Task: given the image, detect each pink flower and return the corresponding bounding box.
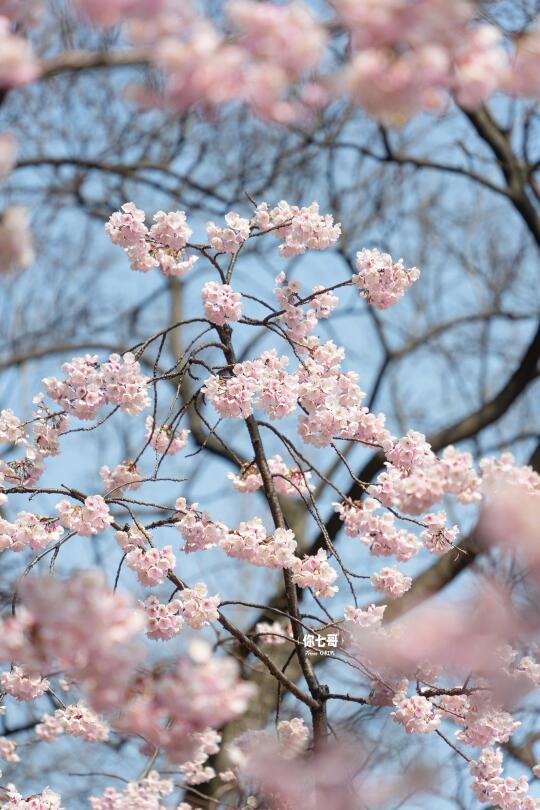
[277,717,309,757]
[175,497,228,553]
[0,512,63,553]
[228,0,327,78]
[0,131,17,181]
[0,205,34,274]
[352,248,420,309]
[0,408,27,446]
[145,416,190,455]
[371,566,412,599]
[254,200,341,256]
[101,352,150,415]
[101,460,142,495]
[178,583,220,629]
[290,548,338,597]
[90,771,174,810]
[125,545,176,585]
[206,211,250,253]
[0,17,40,87]
[56,495,112,537]
[72,0,165,27]
[420,510,459,554]
[391,688,441,733]
[141,595,184,641]
[37,702,109,743]
[0,572,145,712]
[0,736,19,762]
[220,520,297,569]
[0,666,49,700]
[201,281,243,325]
[334,498,421,561]
[106,202,197,277]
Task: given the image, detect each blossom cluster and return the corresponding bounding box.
[125,545,177,586]
[0,572,145,711]
[206,211,250,253]
[470,747,540,810]
[145,415,190,455]
[370,435,482,515]
[297,338,391,448]
[115,647,255,763]
[352,249,420,309]
[228,455,312,497]
[203,349,299,420]
[0,666,49,701]
[371,566,412,599]
[201,281,243,325]
[179,728,221,785]
[101,460,142,495]
[175,499,339,595]
[37,702,110,743]
[56,495,113,537]
[274,272,338,348]
[89,771,174,810]
[0,205,35,275]
[0,512,63,553]
[334,497,421,561]
[254,200,341,256]
[105,203,198,276]
[141,584,220,641]
[391,687,441,733]
[43,352,150,420]
[4,0,540,131]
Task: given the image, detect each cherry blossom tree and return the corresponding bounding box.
[1,2,540,809]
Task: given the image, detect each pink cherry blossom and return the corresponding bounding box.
[0,205,35,274]
[90,771,174,810]
[344,603,386,628]
[254,200,341,256]
[106,203,197,277]
[56,495,112,537]
[0,131,17,181]
[352,248,420,309]
[420,511,459,554]
[201,281,243,325]
[125,545,176,585]
[101,352,150,415]
[220,520,297,569]
[371,566,412,599]
[334,498,421,561]
[0,512,63,553]
[290,548,338,597]
[179,728,221,785]
[141,594,184,641]
[0,572,145,711]
[0,735,19,762]
[145,415,189,455]
[178,583,220,629]
[206,211,250,253]
[391,687,441,733]
[0,18,40,88]
[0,666,49,700]
[228,1,326,78]
[277,717,309,757]
[37,702,109,743]
[175,497,228,553]
[101,461,142,495]
[0,409,27,445]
